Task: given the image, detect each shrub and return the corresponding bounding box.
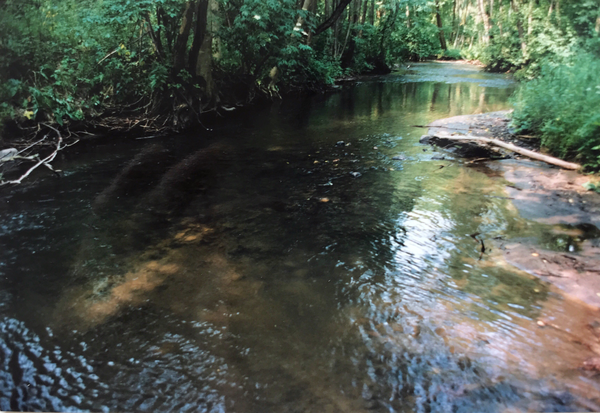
[438,48,462,60]
[511,54,600,169]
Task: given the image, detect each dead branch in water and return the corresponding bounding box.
[431,132,581,170]
[0,124,79,187]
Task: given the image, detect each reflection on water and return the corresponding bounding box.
[1,62,600,412]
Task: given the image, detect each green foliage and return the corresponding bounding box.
[391,21,441,61]
[0,0,598,141]
[216,0,300,79]
[438,48,462,60]
[583,181,600,194]
[511,54,600,169]
[480,12,580,78]
[277,44,343,87]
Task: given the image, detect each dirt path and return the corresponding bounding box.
[426,111,600,309]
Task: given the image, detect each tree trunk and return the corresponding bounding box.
[361,0,368,23]
[145,12,165,61]
[295,0,314,35]
[341,0,359,67]
[428,133,581,170]
[527,0,534,36]
[370,0,375,25]
[451,0,457,42]
[511,0,527,58]
[172,1,195,75]
[477,0,491,44]
[189,0,209,77]
[435,1,447,50]
[314,0,353,36]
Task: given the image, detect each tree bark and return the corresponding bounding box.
[527,0,534,36]
[435,1,447,50]
[173,1,195,75]
[295,0,314,34]
[145,12,165,61]
[189,0,209,76]
[451,0,457,42]
[341,0,360,67]
[477,0,491,44]
[157,6,174,52]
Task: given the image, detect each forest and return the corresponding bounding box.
[0,0,599,167]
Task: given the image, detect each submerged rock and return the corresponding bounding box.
[0,148,18,162]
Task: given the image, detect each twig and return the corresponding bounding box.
[0,124,71,187]
[17,135,48,155]
[98,47,120,65]
[0,136,63,186]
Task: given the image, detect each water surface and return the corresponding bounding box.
[1,62,599,412]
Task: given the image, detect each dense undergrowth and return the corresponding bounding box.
[0,0,451,137]
[511,54,600,170]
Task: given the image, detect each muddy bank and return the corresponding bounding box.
[425,111,600,308]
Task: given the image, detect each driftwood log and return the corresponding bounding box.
[429,132,581,170]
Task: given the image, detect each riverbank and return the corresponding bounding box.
[425,111,600,309]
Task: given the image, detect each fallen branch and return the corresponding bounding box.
[431,132,581,170]
[0,126,66,187]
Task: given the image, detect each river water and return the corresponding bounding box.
[1,62,599,412]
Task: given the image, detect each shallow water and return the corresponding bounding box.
[1,62,600,412]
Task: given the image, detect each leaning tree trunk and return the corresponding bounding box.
[314,0,353,36]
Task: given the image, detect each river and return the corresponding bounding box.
[1,62,599,412]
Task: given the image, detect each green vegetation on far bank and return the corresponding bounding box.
[0,0,599,168]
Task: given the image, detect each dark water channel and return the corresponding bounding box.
[1,62,600,412]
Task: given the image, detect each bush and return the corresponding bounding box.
[390,22,440,61]
[437,48,462,60]
[511,54,600,169]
